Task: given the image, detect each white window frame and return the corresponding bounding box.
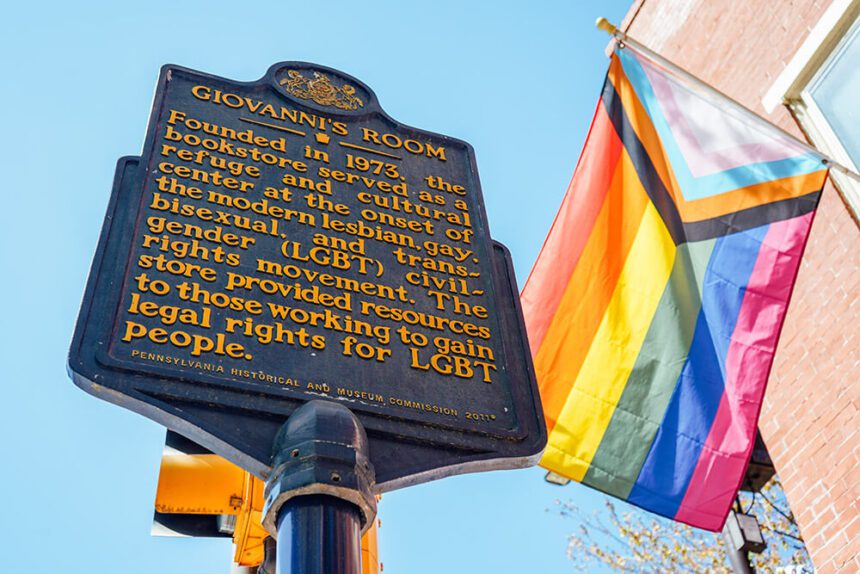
[763,0,860,218]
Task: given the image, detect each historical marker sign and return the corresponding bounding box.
[69,62,545,489]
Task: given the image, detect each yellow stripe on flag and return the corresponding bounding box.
[535,150,651,432]
[540,202,676,481]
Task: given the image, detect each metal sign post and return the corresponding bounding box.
[262,400,375,574]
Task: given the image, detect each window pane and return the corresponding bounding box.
[808,20,860,164]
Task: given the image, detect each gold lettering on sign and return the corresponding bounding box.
[114,67,507,426]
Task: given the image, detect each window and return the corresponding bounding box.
[764,0,860,216]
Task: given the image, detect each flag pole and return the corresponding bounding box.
[594,17,860,184]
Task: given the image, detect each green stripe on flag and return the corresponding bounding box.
[582,238,715,499]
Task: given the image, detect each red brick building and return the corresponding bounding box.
[618,1,860,571]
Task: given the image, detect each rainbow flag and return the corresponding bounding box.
[522,46,828,531]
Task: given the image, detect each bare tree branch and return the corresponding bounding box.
[554,475,812,573]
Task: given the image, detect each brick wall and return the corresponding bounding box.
[621,1,860,572]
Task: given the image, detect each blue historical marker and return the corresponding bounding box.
[69,62,545,573]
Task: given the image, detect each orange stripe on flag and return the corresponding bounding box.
[677,170,828,222]
[533,148,651,433]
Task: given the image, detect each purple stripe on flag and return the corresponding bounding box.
[625,223,769,518]
[674,213,814,529]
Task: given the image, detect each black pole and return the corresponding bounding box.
[722,527,754,574]
[722,510,755,574]
[262,400,377,574]
[276,495,362,574]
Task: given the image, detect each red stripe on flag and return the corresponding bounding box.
[521,100,623,353]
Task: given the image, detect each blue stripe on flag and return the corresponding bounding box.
[625,223,769,517]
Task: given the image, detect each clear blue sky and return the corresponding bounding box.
[0,1,636,572]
